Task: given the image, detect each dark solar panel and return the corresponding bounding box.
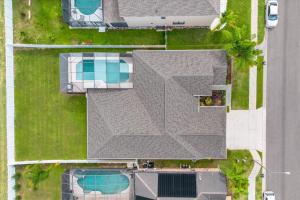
[135,195,154,200]
[158,173,197,198]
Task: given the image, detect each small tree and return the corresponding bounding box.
[213,10,238,32]
[12,172,22,181]
[225,28,262,67]
[13,183,21,192]
[24,165,50,190]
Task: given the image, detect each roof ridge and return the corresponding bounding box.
[167,133,200,158]
[136,174,157,198]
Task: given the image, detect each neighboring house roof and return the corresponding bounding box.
[135,171,227,200]
[87,50,227,160]
[117,0,220,17]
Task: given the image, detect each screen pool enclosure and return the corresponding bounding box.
[60,52,134,93]
[62,0,104,27]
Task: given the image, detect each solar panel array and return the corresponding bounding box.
[158,173,197,198]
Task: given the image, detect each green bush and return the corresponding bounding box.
[13,183,21,192]
[15,195,22,200]
[24,165,50,190]
[12,172,22,181]
[205,97,213,106]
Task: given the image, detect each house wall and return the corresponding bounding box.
[122,15,218,27]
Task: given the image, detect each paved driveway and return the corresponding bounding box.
[227,109,264,151]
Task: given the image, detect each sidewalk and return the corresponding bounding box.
[248,150,262,200]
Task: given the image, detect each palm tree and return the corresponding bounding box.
[213,10,238,32]
[225,28,262,67]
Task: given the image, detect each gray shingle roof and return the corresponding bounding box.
[87,50,227,159]
[117,0,220,17]
[134,171,227,200]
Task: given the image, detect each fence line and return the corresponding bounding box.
[13,43,166,49]
[4,0,16,199]
[10,159,137,166]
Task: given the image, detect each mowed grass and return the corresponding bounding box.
[232,60,249,110]
[256,56,264,108]
[258,0,266,44]
[0,0,7,198]
[13,0,164,44]
[15,49,87,160]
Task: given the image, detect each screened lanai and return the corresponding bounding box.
[60,52,133,93]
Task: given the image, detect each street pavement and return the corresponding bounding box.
[266,0,300,199]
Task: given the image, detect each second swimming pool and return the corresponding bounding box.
[74,170,130,194]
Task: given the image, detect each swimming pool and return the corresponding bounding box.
[75,0,102,15]
[75,170,129,194]
[76,59,130,84]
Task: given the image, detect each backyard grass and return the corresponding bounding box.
[145,150,254,200]
[0,0,7,198]
[15,163,127,200]
[13,0,164,45]
[256,56,264,108]
[14,49,90,161]
[258,0,266,44]
[231,60,249,110]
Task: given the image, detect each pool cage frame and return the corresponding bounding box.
[60,52,134,93]
[62,169,134,200]
[62,0,105,27]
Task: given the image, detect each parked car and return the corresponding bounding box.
[266,0,279,28]
[263,191,275,200]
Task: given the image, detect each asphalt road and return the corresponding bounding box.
[266,0,300,199]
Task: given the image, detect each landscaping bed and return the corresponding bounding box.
[199,90,226,107]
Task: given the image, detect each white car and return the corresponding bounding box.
[263,191,275,200]
[266,0,279,28]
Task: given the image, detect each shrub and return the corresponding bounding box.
[24,165,50,190]
[13,183,21,192]
[12,172,22,181]
[15,195,22,200]
[204,97,213,106]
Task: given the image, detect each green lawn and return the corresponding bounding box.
[13,0,164,45]
[231,60,249,110]
[16,163,127,200]
[258,0,266,44]
[0,0,7,197]
[14,49,89,161]
[227,0,252,39]
[144,150,253,200]
[256,151,263,200]
[256,56,264,108]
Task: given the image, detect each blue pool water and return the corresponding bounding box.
[75,0,102,15]
[76,59,130,84]
[75,170,129,194]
